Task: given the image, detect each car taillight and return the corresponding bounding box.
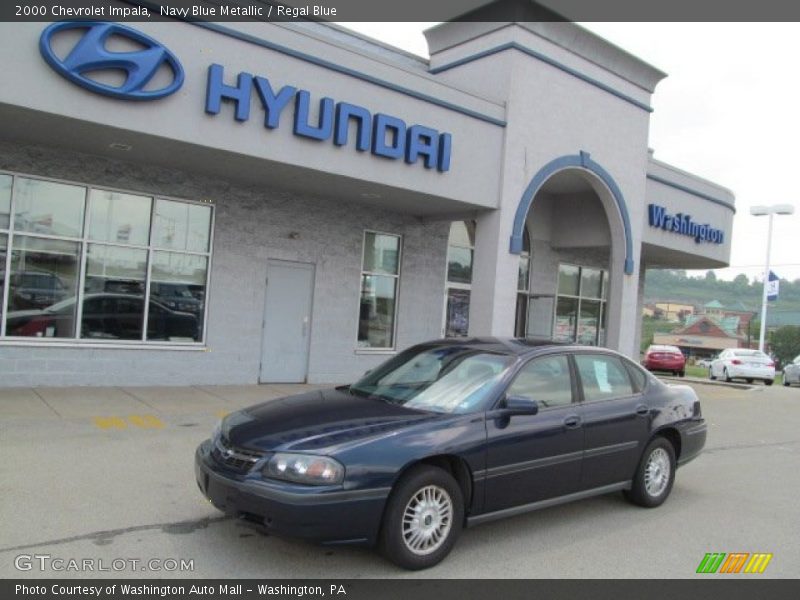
[731,359,742,365]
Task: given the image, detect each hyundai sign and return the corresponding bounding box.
[39,22,452,172]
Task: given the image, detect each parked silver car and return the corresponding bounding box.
[783,355,800,387]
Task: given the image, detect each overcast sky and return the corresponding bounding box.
[345,22,800,284]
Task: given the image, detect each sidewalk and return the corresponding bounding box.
[0,383,330,421]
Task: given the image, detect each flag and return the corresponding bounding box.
[767,271,779,301]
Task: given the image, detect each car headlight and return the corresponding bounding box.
[263,453,344,486]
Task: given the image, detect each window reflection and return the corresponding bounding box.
[0,174,11,229]
[362,232,400,275]
[153,199,211,253]
[5,236,80,338]
[148,251,206,341]
[89,190,152,246]
[82,245,147,340]
[13,178,85,238]
[358,274,397,348]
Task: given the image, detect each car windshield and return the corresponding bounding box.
[733,350,768,358]
[350,345,514,414]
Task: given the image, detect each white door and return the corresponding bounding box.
[259,260,315,383]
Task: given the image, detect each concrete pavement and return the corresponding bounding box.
[0,381,798,578]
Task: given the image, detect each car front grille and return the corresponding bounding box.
[211,436,265,472]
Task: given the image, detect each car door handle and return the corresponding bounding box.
[563,415,581,429]
[635,404,650,416]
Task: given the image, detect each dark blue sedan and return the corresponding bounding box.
[195,338,706,569]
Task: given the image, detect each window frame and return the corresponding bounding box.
[356,229,402,353]
[0,169,214,349]
[552,262,608,346]
[501,351,579,411]
[442,220,475,338]
[572,352,641,404]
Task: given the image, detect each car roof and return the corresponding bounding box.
[421,337,622,358]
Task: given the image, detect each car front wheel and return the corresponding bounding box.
[625,437,676,508]
[379,465,464,570]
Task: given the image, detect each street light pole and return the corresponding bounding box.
[757,211,774,353]
[750,204,795,353]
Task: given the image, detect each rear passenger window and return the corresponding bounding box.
[575,354,634,402]
[623,359,648,392]
[507,355,573,408]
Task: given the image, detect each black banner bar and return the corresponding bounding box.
[4,0,800,22]
[3,580,800,600]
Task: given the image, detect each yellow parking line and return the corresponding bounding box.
[127,414,166,429]
[93,416,128,430]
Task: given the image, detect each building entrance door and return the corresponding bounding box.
[259,260,315,383]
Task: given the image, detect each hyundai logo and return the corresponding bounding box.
[39,21,184,101]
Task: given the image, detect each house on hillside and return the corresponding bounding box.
[653,304,757,359]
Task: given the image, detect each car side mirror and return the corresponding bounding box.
[503,395,539,416]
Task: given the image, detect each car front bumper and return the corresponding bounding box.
[194,440,390,545]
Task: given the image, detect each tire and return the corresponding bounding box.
[709,368,716,381]
[784,373,790,387]
[626,437,676,508]
[746,378,754,384]
[379,465,464,570]
[678,370,685,378]
[764,379,773,387]
[724,368,732,383]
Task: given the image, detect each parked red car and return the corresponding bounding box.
[643,344,686,377]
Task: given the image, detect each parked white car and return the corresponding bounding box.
[710,349,775,385]
[783,355,800,387]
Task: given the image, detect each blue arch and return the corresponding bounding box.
[509,151,635,275]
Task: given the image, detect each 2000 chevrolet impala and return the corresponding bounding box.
[195,339,706,569]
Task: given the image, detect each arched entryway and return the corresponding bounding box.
[510,152,633,348]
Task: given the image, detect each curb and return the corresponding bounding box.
[658,376,755,391]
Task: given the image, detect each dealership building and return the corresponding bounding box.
[0,2,735,387]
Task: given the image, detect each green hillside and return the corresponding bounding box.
[644,270,800,314]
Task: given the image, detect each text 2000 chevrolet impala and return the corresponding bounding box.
[195,339,706,569]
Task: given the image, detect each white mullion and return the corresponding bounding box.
[199,204,215,344]
[1,175,17,338]
[74,187,91,340]
[142,197,157,342]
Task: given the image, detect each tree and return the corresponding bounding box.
[705,270,717,282]
[769,326,800,366]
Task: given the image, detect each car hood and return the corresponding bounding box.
[224,387,438,453]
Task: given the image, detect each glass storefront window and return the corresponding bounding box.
[447,246,472,284]
[554,296,578,342]
[557,264,580,296]
[89,190,152,246]
[445,288,470,337]
[581,267,603,299]
[359,232,401,349]
[358,274,398,348]
[553,264,607,345]
[153,199,212,253]
[362,232,400,276]
[13,177,85,238]
[5,236,80,338]
[445,221,476,337]
[0,174,11,229]
[83,245,147,340]
[148,251,207,341]
[515,227,532,337]
[0,172,214,345]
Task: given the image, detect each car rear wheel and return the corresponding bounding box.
[625,437,676,508]
[678,370,685,377]
[784,373,790,386]
[724,368,732,383]
[709,368,716,380]
[379,465,464,570]
[764,379,773,386]
[746,378,754,384]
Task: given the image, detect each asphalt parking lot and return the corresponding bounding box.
[0,380,797,579]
